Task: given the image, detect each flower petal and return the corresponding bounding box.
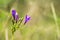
[24,15,30,24]
[12,9,16,20]
[15,12,19,23]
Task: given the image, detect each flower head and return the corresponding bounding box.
[12,9,16,20]
[12,9,19,23]
[24,15,30,24]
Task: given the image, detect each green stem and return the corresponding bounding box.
[5,28,8,40]
[51,2,59,39]
[12,34,14,40]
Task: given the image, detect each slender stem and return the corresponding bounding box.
[5,28,8,40]
[12,34,14,40]
[51,2,59,38]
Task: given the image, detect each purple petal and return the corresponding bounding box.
[26,15,30,20]
[12,9,16,20]
[15,13,19,22]
[24,15,30,24]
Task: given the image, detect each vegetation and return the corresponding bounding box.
[0,0,60,40]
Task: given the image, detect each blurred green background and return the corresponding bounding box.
[0,0,60,40]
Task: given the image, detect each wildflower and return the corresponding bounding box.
[12,9,19,23]
[24,15,30,24]
[12,9,16,20]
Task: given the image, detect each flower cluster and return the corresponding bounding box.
[12,9,30,24]
[11,9,31,34]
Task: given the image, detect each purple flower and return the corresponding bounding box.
[12,9,16,20]
[24,15,31,24]
[12,9,19,23]
[15,13,19,22]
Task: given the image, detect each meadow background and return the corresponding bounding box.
[0,0,60,40]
